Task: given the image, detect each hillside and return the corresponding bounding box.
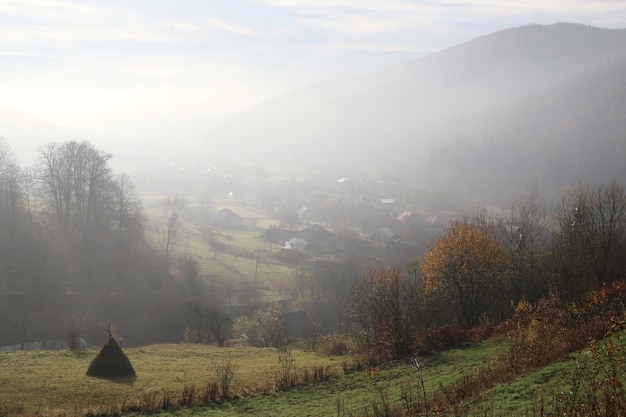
[2,330,624,416]
[427,55,626,203]
[205,23,626,177]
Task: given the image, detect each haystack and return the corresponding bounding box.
[86,334,136,378]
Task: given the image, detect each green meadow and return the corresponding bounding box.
[0,343,343,416]
[2,334,624,416]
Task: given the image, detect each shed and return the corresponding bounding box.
[210,208,243,229]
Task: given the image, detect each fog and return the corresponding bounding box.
[2,1,625,171]
[2,2,626,350]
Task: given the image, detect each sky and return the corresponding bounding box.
[1,0,626,164]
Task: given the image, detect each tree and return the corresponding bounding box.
[0,139,21,243]
[114,173,143,242]
[206,307,232,347]
[21,168,36,230]
[160,195,187,271]
[35,141,114,240]
[510,190,548,299]
[421,221,511,329]
[188,300,232,347]
[589,181,626,285]
[351,266,419,362]
[306,261,359,334]
[550,182,626,300]
[181,255,201,292]
[197,191,213,225]
[207,235,227,259]
[494,190,549,304]
[233,306,284,347]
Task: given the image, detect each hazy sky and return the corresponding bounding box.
[1,0,625,163]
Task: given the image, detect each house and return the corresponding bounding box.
[210,208,243,229]
[300,224,333,241]
[274,248,310,265]
[396,210,413,222]
[261,227,301,245]
[300,224,336,256]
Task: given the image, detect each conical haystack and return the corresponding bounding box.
[86,335,136,378]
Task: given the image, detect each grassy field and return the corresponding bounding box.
[141,196,292,300]
[4,193,621,416]
[0,343,344,416]
[2,335,623,416]
[0,339,503,417]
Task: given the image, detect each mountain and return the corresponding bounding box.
[427,55,626,204]
[205,23,626,178]
[0,107,159,171]
[0,107,103,166]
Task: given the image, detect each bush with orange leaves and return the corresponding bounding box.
[505,281,626,373]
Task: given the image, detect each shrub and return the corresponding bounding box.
[214,356,236,398]
[418,323,468,351]
[550,335,626,416]
[232,307,285,347]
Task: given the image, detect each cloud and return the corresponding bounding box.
[262,0,626,38]
[3,0,625,62]
[1,0,625,145]
[264,0,430,33]
[203,17,258,37]
[0,0,102,18]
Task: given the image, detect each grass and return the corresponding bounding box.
[141,196,294,301]
[0,344,343,416]
[137,341,498,417]
[3,335,625,416]
[481,356,576,415]
[0,339,499,417]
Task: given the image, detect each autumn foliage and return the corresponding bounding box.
[421,221,512,329]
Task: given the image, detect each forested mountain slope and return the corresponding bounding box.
[207,23,626,176]
[428,55,626,203]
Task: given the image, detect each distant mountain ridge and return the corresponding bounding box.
[207,23,626,198]
[0,107,101,165]
[4,23,626,205]
[428,55,626,203]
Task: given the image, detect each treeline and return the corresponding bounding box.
[199,180,626,362]
[350,183,626,362]
[2,136,625,358]
[0,139,186,347]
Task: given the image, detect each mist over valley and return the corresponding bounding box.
[2,13,626,415]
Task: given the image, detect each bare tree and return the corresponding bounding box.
[0,138,20,243]
[197,191,213,225]
[550,182,626,299]
[351,267,419,361]
[187,281,232,347]
[114,173,143,241]
[589,181,626,285]
[35,141,114,239]
[20,168,36,230]
[181,254,201,293]
[512,189,547,250]
[507,190,549,303]
[160,195,187,271]
[206,306,231,347]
